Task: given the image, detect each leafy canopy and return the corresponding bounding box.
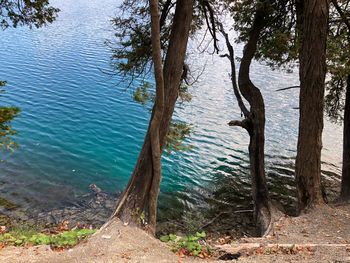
[0,0,59,29]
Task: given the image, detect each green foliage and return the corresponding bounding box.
[226,0,299,71]
[160,231,208,257]
[0,81,20,151]
[178,83,192,103]
[160,233,177,242]
[109,0,172,81]
[324,1,350,122]
[109,0,205,84]
[132,81,193,153]
[133,82,152,105]
[131,207,146,226]
[0,0,59,29]
[0,228,96,247]
[165,121,193,153]
[0,106,20,150]
[50,229,96,247]
[226,0,349,120]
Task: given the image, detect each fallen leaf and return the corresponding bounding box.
[0,226,6,234]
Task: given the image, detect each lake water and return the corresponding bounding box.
[0,0,343,224]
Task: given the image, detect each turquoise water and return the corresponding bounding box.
[0,0,343,218]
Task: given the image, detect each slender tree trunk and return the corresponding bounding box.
[148,0,165,234]
[341,75,350,200]
[236,8,276,236]
[222,2,282,236]
[110,0,193,232]
[331,0,350,201]
[295,0,329,212]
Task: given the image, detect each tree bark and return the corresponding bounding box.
[295,0,329,212]
[110,0,193,232]
[148,0,165,234]
[220,2,282,236]
[236,8,276,236]
[341,75,350,200]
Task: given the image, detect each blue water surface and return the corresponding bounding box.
[0,0,343,217]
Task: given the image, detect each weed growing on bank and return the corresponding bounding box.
[160,231,212,258]
[0,226,96,249]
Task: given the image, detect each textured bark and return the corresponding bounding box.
[236,9,275,236]
[148,0,165,234]
[220,3,282,236]
[110,0,193,231]
[341,75,350,200]
[295,0,329,212]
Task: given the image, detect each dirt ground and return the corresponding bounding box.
[1,204,350,262]
[0,219,201,263]
[219,203,350,262]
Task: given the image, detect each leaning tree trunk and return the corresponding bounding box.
[341,75,350,200]
[110,0,193,232]
[148,0,165,235]
[295,0,329,212]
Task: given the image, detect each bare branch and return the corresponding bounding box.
[331,0,350,32]
[218,22,250,117]
[201,0,219,53]
[276,85,300,91]
[228,119,250,131]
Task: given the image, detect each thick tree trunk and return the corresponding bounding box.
[295,0,329,212]
[340,75,350,200]
[110,0,193,230]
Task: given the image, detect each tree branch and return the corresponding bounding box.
[331,0,350,32]
[218,22,250,118]
[201,0,219,53]
[228,119,250,131]
[276,85,300,91]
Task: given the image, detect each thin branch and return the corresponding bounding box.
[218,22,250,117]
[276,85,300,91]
[201,0,219,53]
[200,212,228,229]
[331,0,350,32]
[160,0,174,30]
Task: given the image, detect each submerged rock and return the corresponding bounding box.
[21,185,120,229]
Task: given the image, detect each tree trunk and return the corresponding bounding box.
[295,0,329,212]
[341,75,350,200]
[236,8,275,236]
[148,0,165,234]
[110,0,193,231]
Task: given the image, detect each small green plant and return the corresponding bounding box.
[0,228,96,248]
[131,207,147,226]
[160,231,210,257]
[160,233,177,242]
[139,211,146,225]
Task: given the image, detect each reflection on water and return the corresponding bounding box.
[0,0,343,227]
